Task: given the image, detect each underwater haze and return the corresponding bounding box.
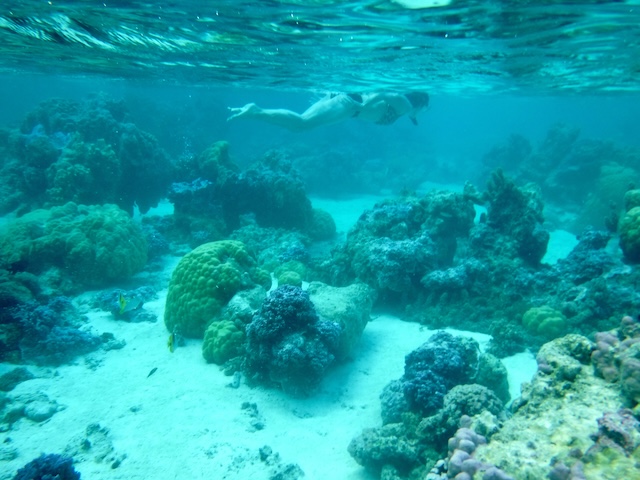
[1,1,640,480]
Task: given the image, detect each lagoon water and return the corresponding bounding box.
[0,2,639,479]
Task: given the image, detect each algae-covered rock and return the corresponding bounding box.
[534,334,594,386]
[476,353,511,404]
[306,281,375,360]
[219,286,267,327]
[474,334,626,480]
[164,240,269,338]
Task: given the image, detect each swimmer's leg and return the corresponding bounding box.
[227,103,306,130]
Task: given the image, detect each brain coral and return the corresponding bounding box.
[164,240,269,338]
[0,202,147,290]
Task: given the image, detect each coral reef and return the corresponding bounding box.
[167,141,238,246]
[244,285,342,396]
[571,163,636,234]
[164,240,269,338]
[201,286,267,369]
[0,95,173,215]
[412,221,640,356]
[219,155,314,232]
[0,202,148,291]
[307,207,337,241]
[230,222,311,273]
[480,124,640,231]
[592,315,640,406]
[167,147,334,248]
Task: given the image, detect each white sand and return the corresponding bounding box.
[542,229,578,265]
[0,273,536,479]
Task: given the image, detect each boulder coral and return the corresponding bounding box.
[219,156,315,232]
[164,240,269,338]
[0,202,147,291]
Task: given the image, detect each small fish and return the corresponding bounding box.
[167,332,175,353]
[118,292,127,315]
[147,367,158,378]
[117,293,143,316]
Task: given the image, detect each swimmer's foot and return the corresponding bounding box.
[227,103,260,121]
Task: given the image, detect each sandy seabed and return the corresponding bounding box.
[0,270,536,479]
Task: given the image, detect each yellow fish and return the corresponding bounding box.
[167,332,175,353]
[118,293,127,315]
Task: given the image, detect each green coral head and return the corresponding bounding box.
[619,206,640,263]
[202,320,244,365]
[164,240,262,338]
[522,305,567,340]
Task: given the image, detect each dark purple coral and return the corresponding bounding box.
[14,453,81,480]
[10,297,101,365]
[585,409,640,459]
[402,331,479,416]
[591,315,640,405]
[245,285,341,396]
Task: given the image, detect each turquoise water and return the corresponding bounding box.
[2,2,640,480]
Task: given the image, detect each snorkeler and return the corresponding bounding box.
[226,91,429,131]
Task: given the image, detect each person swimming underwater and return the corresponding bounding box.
[226,91,429,131]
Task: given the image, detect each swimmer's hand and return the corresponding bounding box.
[227,103,259,121]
